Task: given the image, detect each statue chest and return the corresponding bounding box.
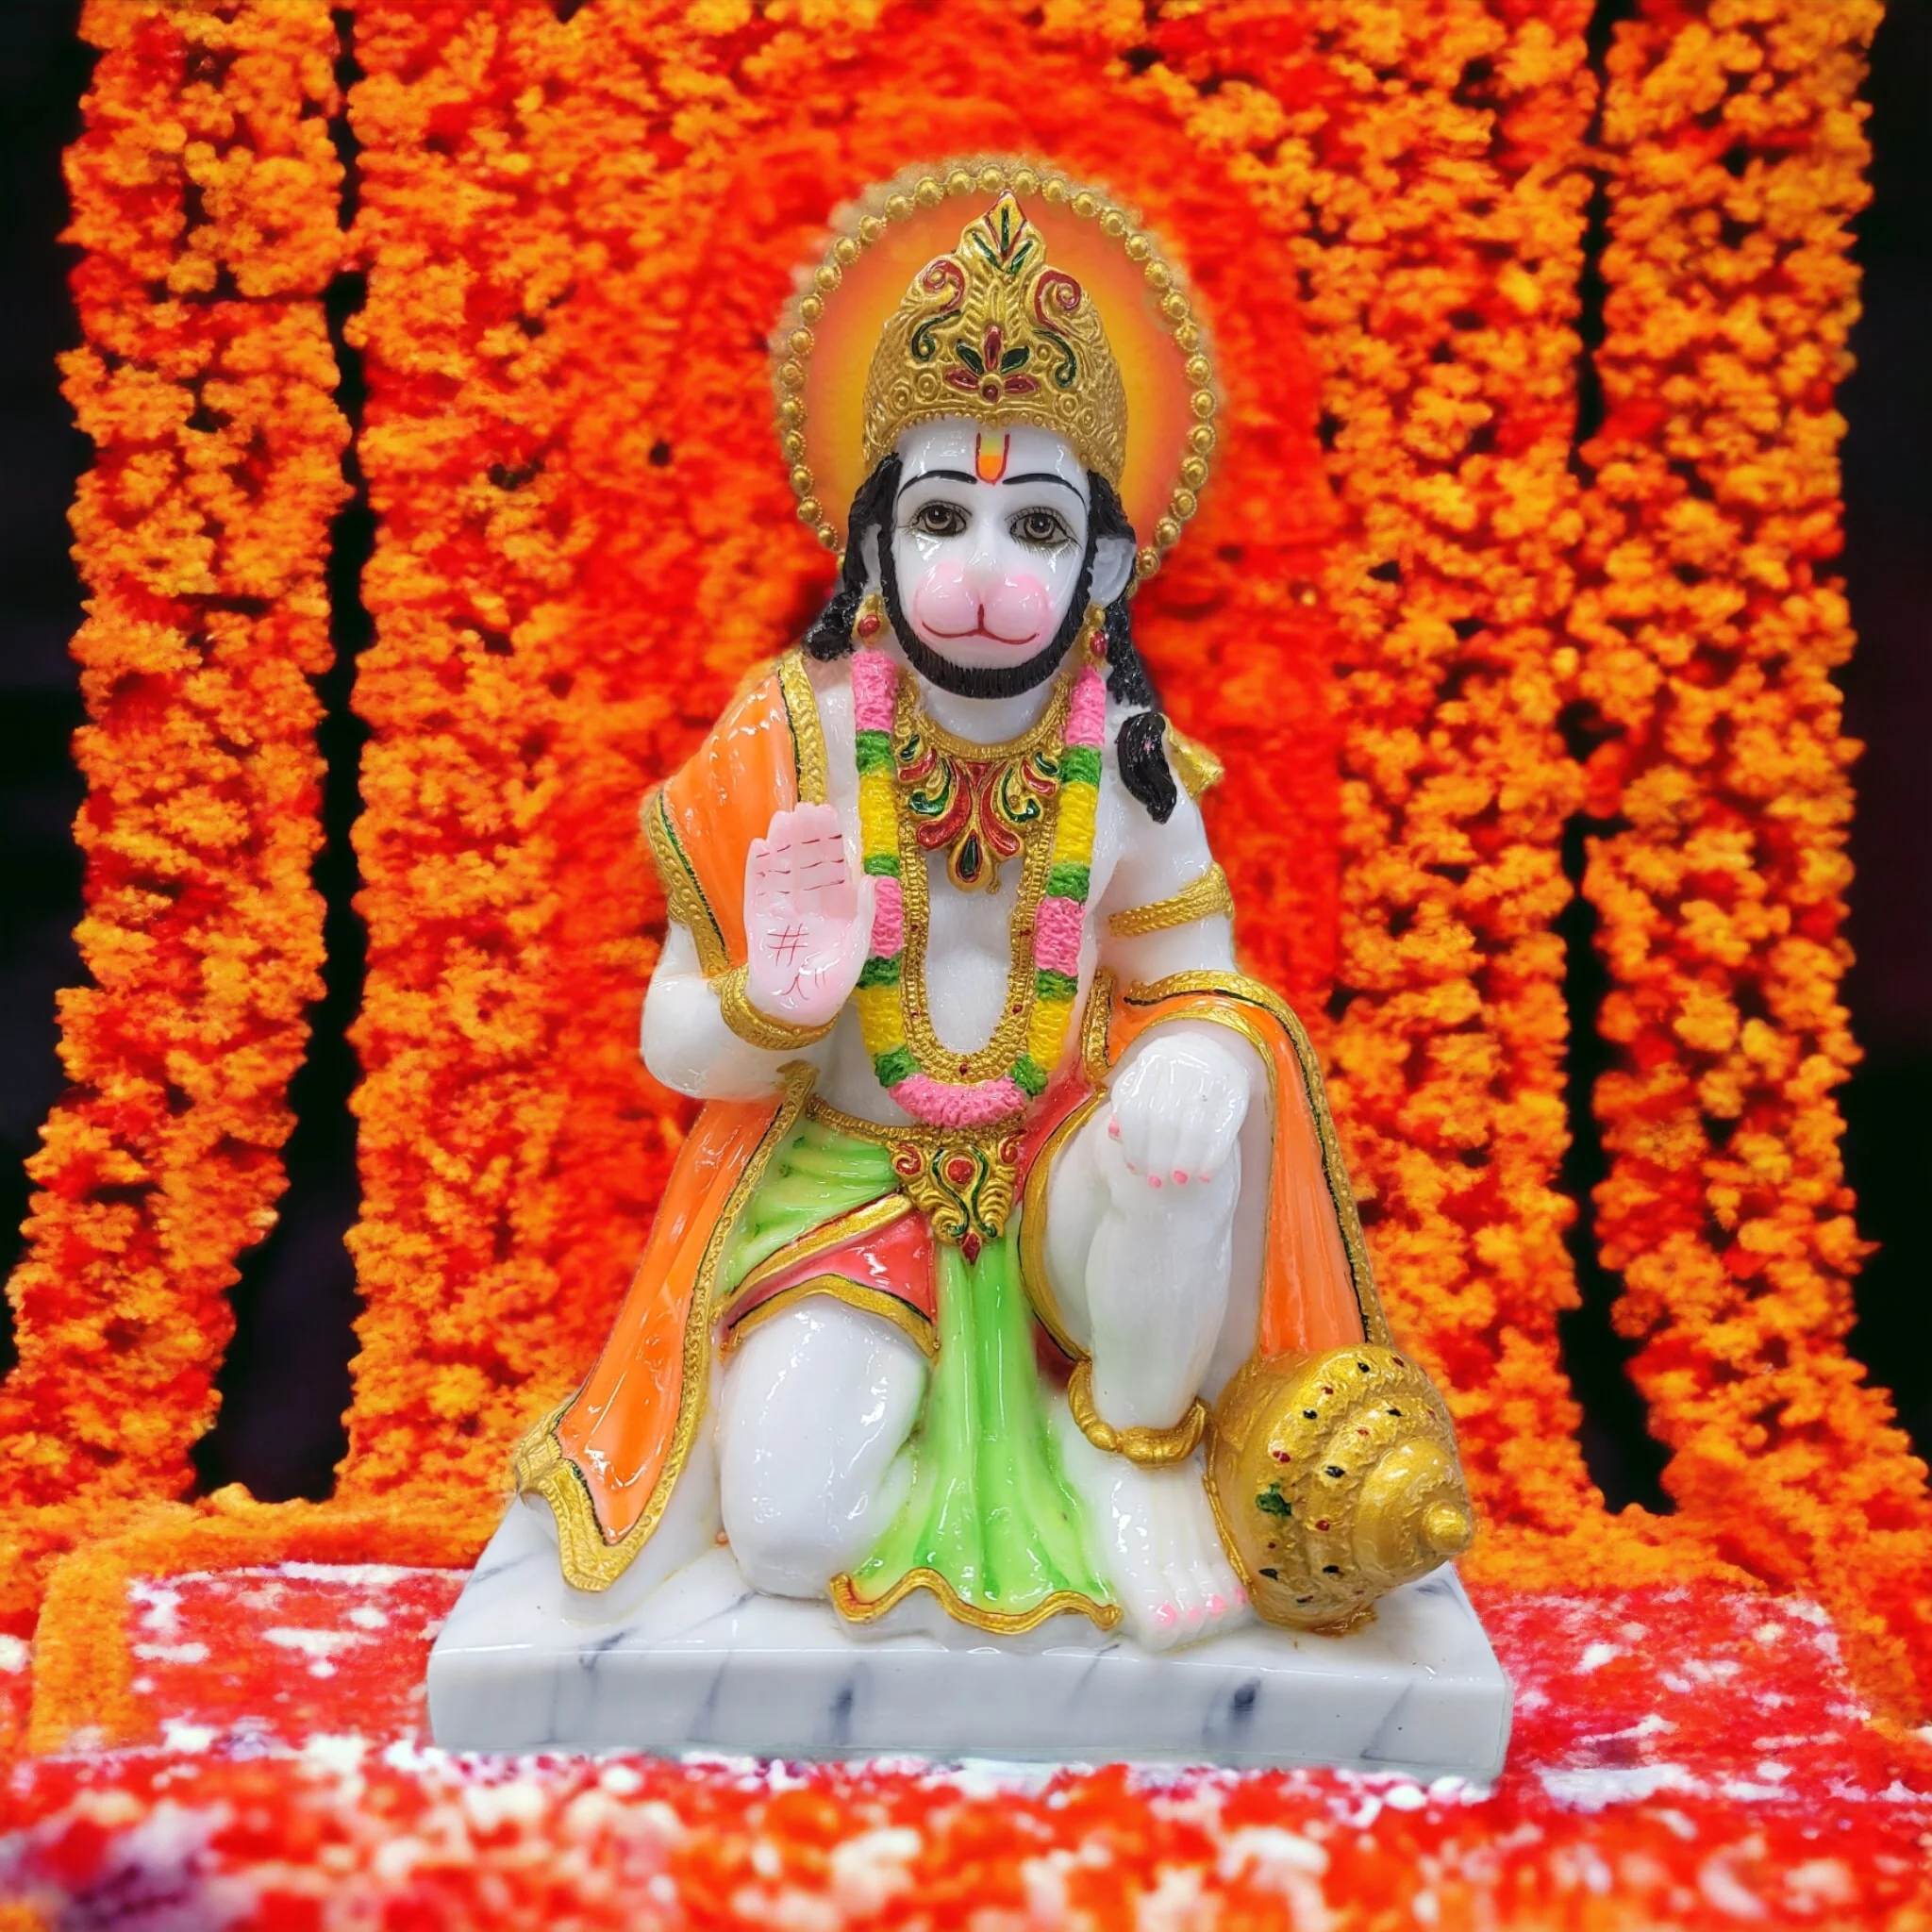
[912,779,1127,1058]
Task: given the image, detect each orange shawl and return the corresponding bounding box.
[514,653,1387,1591]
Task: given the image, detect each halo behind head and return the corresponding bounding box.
[774,158,1217,583]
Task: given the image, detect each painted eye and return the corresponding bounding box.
[911,500,969,539]
[1011,508,1074,548]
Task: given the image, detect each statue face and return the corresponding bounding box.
[888,419,1095,676]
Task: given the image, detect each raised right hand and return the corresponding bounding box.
[741,802,874,1033]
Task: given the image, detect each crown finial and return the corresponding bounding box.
[861,192,1127,484]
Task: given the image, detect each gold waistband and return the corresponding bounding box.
[802,1092,1011,1151]
[803,1095,1024,1251]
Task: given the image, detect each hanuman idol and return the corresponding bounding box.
[512,162,1475,1649]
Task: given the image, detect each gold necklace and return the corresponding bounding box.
[894,673,1073,893]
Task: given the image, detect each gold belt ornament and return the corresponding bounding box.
[806,1096,1020,1260]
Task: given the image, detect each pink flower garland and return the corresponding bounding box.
[851,643,1108,1128]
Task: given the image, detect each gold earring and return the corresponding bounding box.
[1083,603,1108,665]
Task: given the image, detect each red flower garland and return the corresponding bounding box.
[0,0,348,1623]
[9,1569,1932,1927]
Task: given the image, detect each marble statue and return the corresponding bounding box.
[430,163,1502,1770]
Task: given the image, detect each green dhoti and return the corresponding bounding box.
[718,1117,1115,1634]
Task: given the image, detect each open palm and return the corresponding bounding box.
[742,803,873,1031]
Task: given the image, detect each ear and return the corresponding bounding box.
[1089,533,1135,610]
[858,525,882,591]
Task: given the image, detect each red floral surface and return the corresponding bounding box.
[2,1568,1930,1927]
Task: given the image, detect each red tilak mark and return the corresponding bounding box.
[974,431,1010,483]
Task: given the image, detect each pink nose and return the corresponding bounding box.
[977,570,1050,646]
[911,560,1050,649]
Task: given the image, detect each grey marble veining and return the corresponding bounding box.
[428,1502,1512,1779]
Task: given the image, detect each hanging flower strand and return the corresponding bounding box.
[0,0,348,1622]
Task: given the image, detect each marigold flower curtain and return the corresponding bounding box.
[8,0,1926,1738]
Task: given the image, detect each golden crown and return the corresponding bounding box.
[860,191,1127,486]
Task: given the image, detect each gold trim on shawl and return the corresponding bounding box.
[828,1566,1120,1636]
[1078,966,1115,1084]
[643,788,729,976]
[724,1191,913,1305]
[1123,970,1390,1346]
[723,1274,938,1362]
[1017,970,1115,1359]
[513,1062,819,1591]
[1164,724,1224,799]
[776,648,829,807]
[1106,862,1234,941]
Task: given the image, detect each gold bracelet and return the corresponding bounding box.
[714,963,839,1051]
[1106,862,1235,941]
[1067,1358,1208,1467]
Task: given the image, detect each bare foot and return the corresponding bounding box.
[1053,1399,1250,1652]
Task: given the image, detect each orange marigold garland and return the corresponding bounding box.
[1574,0,1932,1712]
[0,0,348,1622]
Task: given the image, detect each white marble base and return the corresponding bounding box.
[428,1503,1512,1779]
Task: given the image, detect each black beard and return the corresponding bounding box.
[876,522,1095,703]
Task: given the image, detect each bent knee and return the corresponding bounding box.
[717,1301,924,1597]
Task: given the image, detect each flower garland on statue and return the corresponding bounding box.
[849,613,1106,1175]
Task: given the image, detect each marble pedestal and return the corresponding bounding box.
[428,1504,1512,1779]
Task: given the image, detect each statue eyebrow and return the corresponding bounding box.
[898,468,974,493]
[1002,472,1084,499]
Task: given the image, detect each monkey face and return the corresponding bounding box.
[885,419,1129,679]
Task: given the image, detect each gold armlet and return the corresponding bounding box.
[1106,863,1234,941]
[1067,1358,1208,1467]
[715,964,839,1051]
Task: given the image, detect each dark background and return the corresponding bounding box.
[2,5,1927,1507]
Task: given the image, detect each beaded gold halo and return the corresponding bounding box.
[774,158,1218,582]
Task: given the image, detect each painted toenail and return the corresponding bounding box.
[1207,1593,1225,1615]
[1156,1604,1176,1626]
[1108,1118,1121,1139]
[1148,1174,1163,1189]
[1173,1171,1188,1184]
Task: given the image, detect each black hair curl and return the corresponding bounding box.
[801,454,902,658]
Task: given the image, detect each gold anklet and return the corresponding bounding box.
[1067,1358,1208,1467]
